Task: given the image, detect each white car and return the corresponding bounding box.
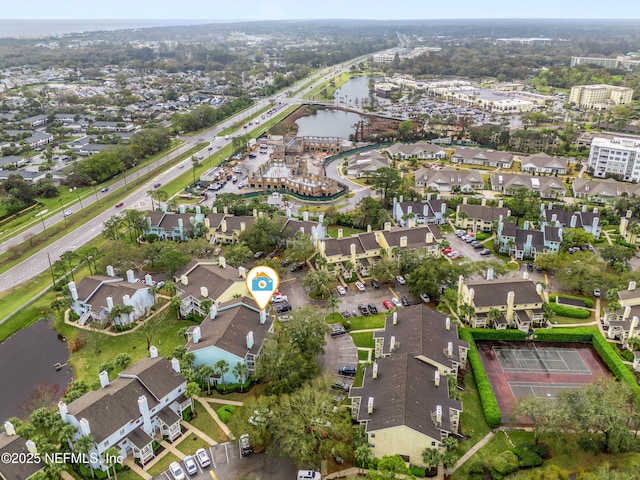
[395,275,406,285]
[183,455,198,476]
[355,281,365,292]
[420,293,431,303]
[194,448,210,468]
[168,461,186,480]
[63,210,74,217]
[391,297,402,307]
[336,285,347,295]
[297,470,322,480]
[271,294,288,303]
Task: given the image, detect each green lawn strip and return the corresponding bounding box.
[350,331,374,349]
[175,432,210,455]
[451,431,533,480]
[55,309,192,386]
[325,312,344,323]
[147,452,180,477]
[326,225,366,238]
[457,372,491,456]
[347,312,386,330]
[551,314,594,325]
[0,142,207,276]
[357,349,370,361]
[114,469,144,480]
[189,400,229,444]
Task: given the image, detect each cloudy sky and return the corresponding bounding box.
[2,0,639,20]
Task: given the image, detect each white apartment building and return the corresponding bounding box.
[570,55,640,71]
[588,136,640,182]
[569,84,633,109]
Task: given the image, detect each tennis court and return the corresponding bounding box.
[493,346,591,374]
[510,381,584,400]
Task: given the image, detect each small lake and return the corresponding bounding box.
[0,317,73,422]
[295,110,363,138]
[334,75,391,106]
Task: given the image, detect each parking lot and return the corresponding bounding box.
[153,441,296,480]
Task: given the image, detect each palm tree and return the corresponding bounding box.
[185,382,201,414]
[200,299,213,317]
[148,285,159,307]
[191,155,201,186]
[355,443,371,475]
[59,250,78,282]
[164,280,177,296]
[326,294,341,316]
[102,446,121,480]
[74,435,96,479]
[303,268,337,300]
[422,447,441,475]
[487,307,502,328]
[197,365,215,395]
[214,359,230,392]
[146,190,156,211]
[232,362,249,391]
[170,295,182,320]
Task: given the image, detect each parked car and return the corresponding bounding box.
[271,294,288,303]
[183,455,198,476]
[480,249,491,256]
[401,296,411,306]
[392,297,402,307]
[358,304,369,316]
[238,182,244,189]
[297,470,322,480]
[275,303,292,314]
[290,263,304,272]
[194,448,210,468]
[383,300,394,310]
[280,259,290,267]
[355,281,365,292]
[396,275,406,285]
[168,461,186,480]
[420,293,430,303]
[254,251,264,259]
[594,288,601,297]
[527,263,534,272]
[368,303,378,314]
[336,285,347,295]
[338,365,356,377]
[331,325,346,336]
[115,201,124,207]
[332,381,350,392]
[240,433,253,456]
[370,279,380,289]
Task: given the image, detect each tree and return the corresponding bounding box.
[560,228,595,251]
[512,396,563,445]
[366,167,402,208]
[542,302,556,325]
[74,435,96,479]
[422,448,441,473]
[268,378,354,468]
[281,306,329,357]
[102,215,124,241]
[114,353,131,370]
[163,280,177,296]
[398,120,414,140]
[224,243,254,267]
[214,359,230,391]
[238,215,286,253]
[487,307,503,327]
[197,365,215,395]
[367,454,415,480]
[102,446,121,480]
[185,382,201,414]
[158,248,190,278]
[191,155,201,186]
[285,232,316,262]
[122,208,147,242]
[505,188,541,225]
[170,295,182,320]
[256,257,287,280]
[59,250,78,282]
[370,258,400,283]
[600,244,634,267]
[327,295,341,316]
[303,268,337,300]
[232,361,249,390]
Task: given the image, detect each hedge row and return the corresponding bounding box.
[460,329,502,428]
[547,303,591,319]
[592,332,640,392]
[549,294,594,308]
[463,328,527,342]
[533,327,595,343]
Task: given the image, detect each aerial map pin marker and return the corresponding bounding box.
[246,266,280,310]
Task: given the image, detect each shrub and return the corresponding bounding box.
[475,232,490,241]
[592,332,640,392]
[216,404,236,423]
[489,451,520,479]
[621,349,635,362]
[409,466,426,477]
[68,335,86,352]
[460,329,502,427]
[464,328,527,342]
[547,303,590,319]
[526,442,550,460]
[512,445,543,468]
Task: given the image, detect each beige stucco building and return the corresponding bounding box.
[569,84,633,110]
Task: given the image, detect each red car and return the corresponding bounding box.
[115,201,124,207]
[383,300,394,310]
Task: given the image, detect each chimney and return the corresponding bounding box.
[434,371,440,387]
[106,265,115,277]
[210,303,217,319]
[193,326,201,344]
[149,345,158,358]
[506,291,515,323]
[498,199,504,208]
[69,284,78,301]
[240,221,246,232]
[400,236,408,248]
[126,269,135,283]
[523,221,529,230]
[3,421,16,436]
[426,232,434,244]
[447,342,453,358]
[299,226,305,234]
[436,405,442,425]
[393,311,398,325]
[171,357,181,373]
[260,309,266,324]
[200,286,208,297]
[79,418,91,437]
[367,397,374,414]
[179,205,186,214]
[212,206,218,214]
[238,266,247,278]
[196,206,201,215]
[219,256,226,268]
[481,197,487,207]
[629,281,636,291]
[407,206,413,215]
[367,224,372,233]
[337,228,343,238]
[303,211,309,221]
[390,335,396,351]
[627,210,633,219]
[181,275,188,285]
[486,268,494,281]
[624,305,632,320]
[145,274,153,286]
[570,215,577,228]
[221,220,227,233]
[26,440,38,455]
[246,331,254,349]
[523,271,529,280]
[408,219,416,228]
[372,362,378,379]
[178,218,184,229]
[286,207,292,217]
[138,395,152,434]
[99,370,110,388]
[253,208,258,217]
[122,294,130,306]
[204,217,210,228]
[223,206,228,214]
[384,222,391,231]
[57,402,68,421]
[446,317,451,331]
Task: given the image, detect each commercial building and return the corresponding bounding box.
[569,84,633,110]
[588,136,640,182]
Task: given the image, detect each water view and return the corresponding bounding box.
[334,75,391,107]
[295,109,363,138]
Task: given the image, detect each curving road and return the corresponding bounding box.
[0,58,369,293]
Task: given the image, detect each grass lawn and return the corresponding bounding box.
[551,314,595,325]
[451,431,534,479]
[350,331,374,349]
[357,349,370,361]
[55,308,192,385]
[326,225,366,238]
[115,469,144,480]
[147,452,180,477]
[457,372,491,455]
[175,432,210,455]
[346,312,386,330]
[189,400,229,444]
[325,312,344,323]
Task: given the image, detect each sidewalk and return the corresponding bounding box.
[196,396,234,439]
[449,431,495,473]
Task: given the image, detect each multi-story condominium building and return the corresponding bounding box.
[588,136,640,182]
[570,55,640,71]
[569,84,633,109]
